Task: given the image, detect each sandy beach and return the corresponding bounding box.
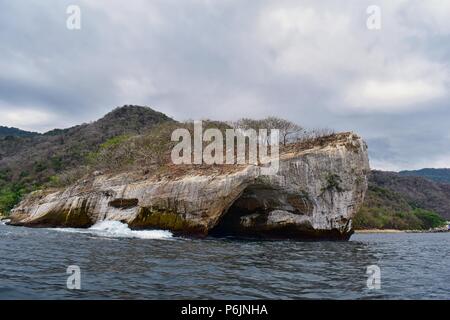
[354,229,405,234]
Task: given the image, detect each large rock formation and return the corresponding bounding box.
[9,133,370,240]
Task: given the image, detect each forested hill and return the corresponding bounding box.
[0,105,175,213]
[0,126,39,137]
[399,168,450,184]
[370,170,450,219]
[354,170,449,230]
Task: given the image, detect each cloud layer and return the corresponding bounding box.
[1,0,450,170]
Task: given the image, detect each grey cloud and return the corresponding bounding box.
[1,0,450,170]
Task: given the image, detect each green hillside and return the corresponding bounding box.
[0,105,174,214]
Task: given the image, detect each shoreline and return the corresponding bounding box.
[355,228,449,234]
[1,217,448,235]
[354,229,405,234]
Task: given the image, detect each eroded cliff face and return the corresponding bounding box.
[9,133,370,240]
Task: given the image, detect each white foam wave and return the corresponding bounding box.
[52,221,173,240]
[90,221,173,239]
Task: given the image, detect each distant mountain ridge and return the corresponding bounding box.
[0,126,39,137]
[399,168,450,184]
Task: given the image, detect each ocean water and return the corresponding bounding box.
[0,220,448,299]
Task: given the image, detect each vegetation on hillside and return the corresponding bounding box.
[231,117,304,145]
[83,118,336,178]
[369,170,450,220]
[0,126,39,137]
[399,168,450,184]
[0,105,174,214]
[353,185,447,230]
[67,118,307,181]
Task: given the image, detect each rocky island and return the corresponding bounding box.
[8,129,370,240]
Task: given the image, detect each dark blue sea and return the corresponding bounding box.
[0,220,448,299]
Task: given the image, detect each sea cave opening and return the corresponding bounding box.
[209,184,314,238]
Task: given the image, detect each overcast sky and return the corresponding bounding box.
[1,0,450,171]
